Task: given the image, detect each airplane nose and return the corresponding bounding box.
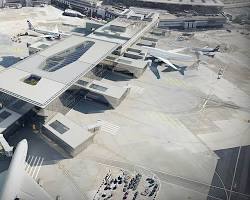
[20,139,28,147]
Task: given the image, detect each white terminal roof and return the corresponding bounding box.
[77,79,129,99]
[88,17,148,44]
[29,41,52,49]
[0,35,118,108]
[139,0,224,7]
[88,12,159,54]
[44,113,93,149]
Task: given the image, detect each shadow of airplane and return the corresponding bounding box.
[149,57,187,77]
[162,65,187,76]
[149,61,161,79]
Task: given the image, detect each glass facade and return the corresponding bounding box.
[41,41,95,72]
[49,120,70,134]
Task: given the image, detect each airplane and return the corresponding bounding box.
[27,20,70,40]
[191,45,220,57]
[0,139,53,200]
[142,46,194,75]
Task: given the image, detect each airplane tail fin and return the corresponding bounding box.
[178,66,187,75]
[214,45,220,52]
[27,20,34,30]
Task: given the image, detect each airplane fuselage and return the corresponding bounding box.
[33,28,60,38]
[0,139,54,200]
[145,46,193,61]
[193,48,215,52]
[193,45,219,53]
[0,140,28,200]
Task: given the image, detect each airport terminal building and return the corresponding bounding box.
[0,9,158,156]
[159,14,227,30]
[104,0,224,14]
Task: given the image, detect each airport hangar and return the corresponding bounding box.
[0,10,158,156]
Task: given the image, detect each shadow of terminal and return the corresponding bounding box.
[162,64,187,76]
[73,98,112,114]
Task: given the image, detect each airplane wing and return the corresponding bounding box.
[19,172,53,200]
[156,56,179,71]
[39,35,54,39]
[167,47,186,53]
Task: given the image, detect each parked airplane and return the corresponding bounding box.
[27,20,69,40]
[143,46,194,75]
[0,139,53,200]
[192,45,220,57]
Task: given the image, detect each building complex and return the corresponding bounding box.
[0,9,158,156]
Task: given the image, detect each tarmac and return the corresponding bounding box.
[0,5,249,200]
[208,145,250,200]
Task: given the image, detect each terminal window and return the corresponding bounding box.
[38,44,50,49]
[42,41,95,72]
[49,120,70,134]
[77,80,89,87]
[0,111,11,123]
[11,100,26,110]
[89,84,108,92]
[117,58,132,64]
